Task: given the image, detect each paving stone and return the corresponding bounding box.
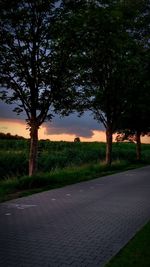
[0,166,150,266]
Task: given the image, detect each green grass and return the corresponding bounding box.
[105,221,150,267]
[0,140,150,179]
[0,160,146,202]
[0,140,150,202]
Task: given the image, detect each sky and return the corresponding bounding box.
[0,101,106,142]
[0,101,150,143]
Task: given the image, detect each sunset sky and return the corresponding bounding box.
[0,101,150,143]
[0,101,106,141]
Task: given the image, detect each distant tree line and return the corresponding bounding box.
[0,132,26,140]
[0,0,149,175]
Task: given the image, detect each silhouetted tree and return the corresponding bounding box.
[74,137,81,142]
[116,0,150,161]
[66,0,143,165]
[0,0,78,175]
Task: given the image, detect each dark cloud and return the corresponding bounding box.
[0,102,104,138]
[0,101,26,119]
[45,112,104,138]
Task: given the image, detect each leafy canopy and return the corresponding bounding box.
[0,0,79,128]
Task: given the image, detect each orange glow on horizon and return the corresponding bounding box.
[0,118,107,142]
[0,118,150,143]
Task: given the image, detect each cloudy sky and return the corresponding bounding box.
[0,101,107,141]
[0,101,150,143]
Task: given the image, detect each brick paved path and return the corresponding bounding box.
[0,166,150,267]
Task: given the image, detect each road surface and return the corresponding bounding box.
[0,166,150,267]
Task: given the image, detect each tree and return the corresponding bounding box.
[66,0,150,166]
[116,56,150,161]
[0,0,78,175]
[116,0,150,161]
[74,137,80,142]
[67,0,142,165]
[116,53,150,161]
[0,132,25,140]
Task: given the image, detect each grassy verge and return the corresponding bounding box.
[105,221,150,267]
[0,160,146,203]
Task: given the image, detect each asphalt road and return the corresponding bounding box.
[0,166,150,267]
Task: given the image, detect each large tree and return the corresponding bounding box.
[116,0,150,160]
[66,0,142,165]
[0,0,78,175]
[116,88,150,161]
[116,52,150,161]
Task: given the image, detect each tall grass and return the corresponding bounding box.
[0,140,150,180]
[0,160,142,202]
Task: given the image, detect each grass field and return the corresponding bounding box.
[105,221,150,267]
[0,140,150,202]
[0,139,150,179]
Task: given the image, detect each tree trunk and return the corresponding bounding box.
[29,122,38,176]
[136,131,141,161]
[106,127,113,166]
